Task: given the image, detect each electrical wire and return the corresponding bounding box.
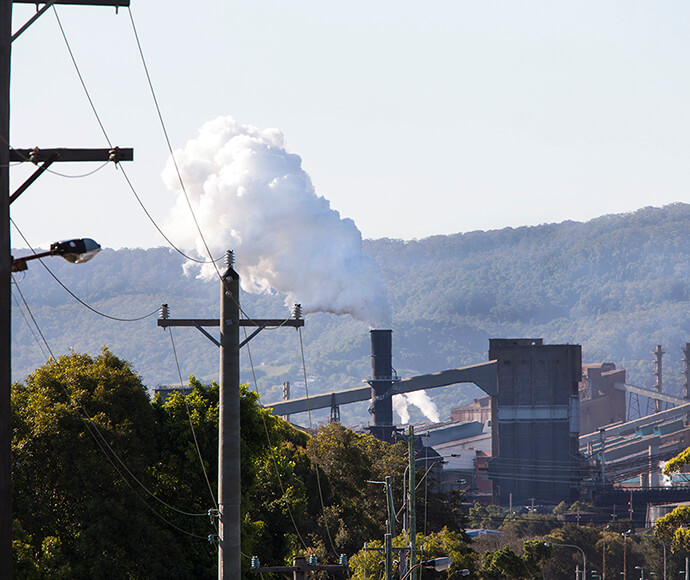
[11,298,212,536]
[52,6,220,266]
[11,218,159,322]
[126,7,221,267]
[242,327,310,551]
[128,7,297,331]
[11,281,51,361]
[52,7,111,148]
[297,326,339,557]
[46,161,109,178]
[167,327,218,511]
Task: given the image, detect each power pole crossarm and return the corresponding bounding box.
[9,147,133,163]
[13,0,129,6]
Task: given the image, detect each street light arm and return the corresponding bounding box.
[399,558,457,580]
[545,542,586,579]
[11,238,101,272]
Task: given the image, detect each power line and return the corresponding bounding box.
[52,6,219,266]
[242,326,310,551]
[11,218,159,322]
[10,305,212,532]
[297,326,338,556]
[11,276,53,361]
[167,326,218,511]
[125,6,221,267]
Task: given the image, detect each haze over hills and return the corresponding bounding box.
[11,203,690,426]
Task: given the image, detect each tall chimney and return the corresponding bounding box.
[369,329,394,442]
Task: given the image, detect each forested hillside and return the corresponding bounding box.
[11,203,690,425]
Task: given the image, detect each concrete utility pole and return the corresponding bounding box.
[219,256,240,579]
[158,251,304,578]
[1,2,131,574]
[653,344,664,413]
[408,425,417,580]
[682,344,690,428]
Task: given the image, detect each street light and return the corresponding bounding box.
[545,542,587,580]
[11,238,101,272]
[623,529,633,580]
[399,558,459,580]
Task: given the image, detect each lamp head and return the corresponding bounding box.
[50,238,101,264]
[421,557,451,572]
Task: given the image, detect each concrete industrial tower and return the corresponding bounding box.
[487,339,582,505]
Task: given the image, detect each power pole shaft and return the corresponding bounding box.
[0,0,11,574]
[408,425,417,580]
[2,2,130,574]
[158,254,304,577]
[219,254,240,579]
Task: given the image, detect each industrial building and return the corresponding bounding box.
[268,332,690,511]
[485,339,582,505]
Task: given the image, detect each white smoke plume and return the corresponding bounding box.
[162,116,392,328]
[393,391,441,424]
[393,394,410,424]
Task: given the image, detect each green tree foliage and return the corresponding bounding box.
[655,505,690,552]
[12,349,202,578]
[468,502,505,529]
[12,350,475,578]
[306,422,408,556]
[348,528,476,580]
[11,351,318,578]
[663,446,690,476]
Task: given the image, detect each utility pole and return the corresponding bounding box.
[653,344,664,413]
[219,254,240,580]
[2,2,131,574]
[683,342,690,399]
[158,251,304,578]
[408,425,417,580]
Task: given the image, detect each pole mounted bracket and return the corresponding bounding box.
[8,146,134,204]
[158,316,304,348]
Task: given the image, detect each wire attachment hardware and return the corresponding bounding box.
[108,146,121,164]
[292,303,302,320]
[207,534,219,545]
[29,147,40,165]
[159,303,169,320]
[207,508,219,524]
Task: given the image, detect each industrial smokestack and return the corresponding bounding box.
[369,329,394,442]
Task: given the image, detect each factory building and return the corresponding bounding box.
[486,339,582,505]
[579,363,626,435]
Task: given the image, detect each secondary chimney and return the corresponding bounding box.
[368,329,395,442]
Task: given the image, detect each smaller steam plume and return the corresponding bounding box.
[163,116,392,328]
[393,391,441,424]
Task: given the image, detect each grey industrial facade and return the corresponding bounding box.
[487,339,582,505]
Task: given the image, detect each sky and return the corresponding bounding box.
[8,1,690,251]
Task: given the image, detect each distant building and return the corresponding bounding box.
[153,384,193,402]
[451,396,491,424]
[579,363,627,435]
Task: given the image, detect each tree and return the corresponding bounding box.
[12,349,200,578]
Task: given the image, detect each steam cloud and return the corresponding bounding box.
[162,116,392,328]
[393,391,441,424]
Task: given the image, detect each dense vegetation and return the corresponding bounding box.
[10,351,468,578]
[11,203,690,425]
[13,351,690,578]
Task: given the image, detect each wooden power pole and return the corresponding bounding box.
[158,251,304,578]
[1,1,131,574]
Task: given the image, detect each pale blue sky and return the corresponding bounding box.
[9,1,690,250]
